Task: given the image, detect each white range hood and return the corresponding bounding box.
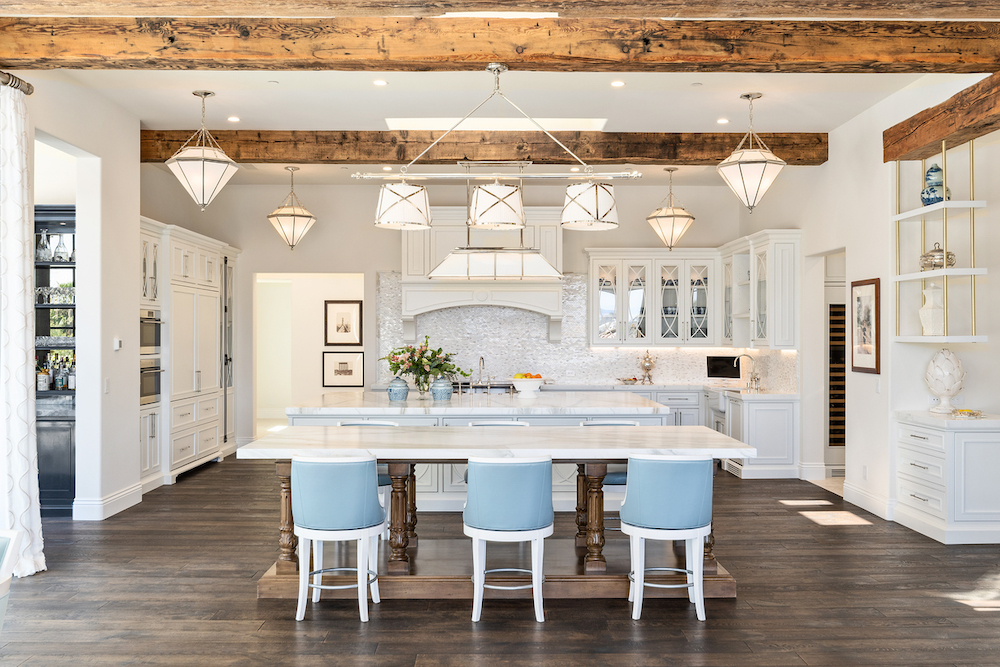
[399,207,564,342]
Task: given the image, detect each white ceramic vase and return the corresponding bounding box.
[918,283,944,336]
[925,349,966,414]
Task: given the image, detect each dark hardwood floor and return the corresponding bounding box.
[3,456,1000,666]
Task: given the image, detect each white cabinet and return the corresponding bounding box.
[168,237,220,291]
[893,413,1000,544]
[139,406,162,487]
[587,249,720,348]
[170,285,220,400]
[654,390,702,426]
[721,393,799,479]
[139,231,161,307]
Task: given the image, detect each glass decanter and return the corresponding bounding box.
[36,231,52,261]
[52,235,70,262]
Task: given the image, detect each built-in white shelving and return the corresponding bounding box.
[891,200,986,222]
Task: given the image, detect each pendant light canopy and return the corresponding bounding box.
[165,91,239,211]
[427,247,561,281]
[561,181,619,230]
[717,93,786,213]
[267,167,316,250]
[646,167,695,250]
[374,182,432,229]
[467,182,526,229]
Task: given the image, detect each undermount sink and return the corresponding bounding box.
[707,389,727,413]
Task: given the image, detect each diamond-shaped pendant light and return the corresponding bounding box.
[267,167,316,250]
[717,93,786,213]
[165,91,239,211]
[646,167,695,250]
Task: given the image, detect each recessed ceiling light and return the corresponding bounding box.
[374,80,388,86]
[717,118,730,124]
[382,166,392,171]
[611,81,625,88]
[227,116,240,123]
[570,167,580,172]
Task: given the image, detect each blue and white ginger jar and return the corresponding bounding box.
[430,376,454,401]
[387,376,410,402]
[920,163,951,206]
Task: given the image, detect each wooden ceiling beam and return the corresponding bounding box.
[3,17,1000,73]
[883,71,1000,161]
[140,130,829,165]
[5,1,1000,20]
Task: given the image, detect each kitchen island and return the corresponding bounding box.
[240,418,754,601]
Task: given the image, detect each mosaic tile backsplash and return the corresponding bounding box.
[376,272,798,391]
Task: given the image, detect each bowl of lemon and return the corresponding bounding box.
[511,373,546,395]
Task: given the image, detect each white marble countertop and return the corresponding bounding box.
[238,424,756,461]
[286,390,672,416]
[722,390,801,401]
[896,410,1000,430]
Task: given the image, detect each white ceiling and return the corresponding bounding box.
[59,69,982,186]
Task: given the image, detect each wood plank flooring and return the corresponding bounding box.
[4,456,1000,666]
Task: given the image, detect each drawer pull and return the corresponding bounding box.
[909,493,929,502]
[204,436,214,442]
[180,411,192,417]
[179,445,192,453]
[909,462,929,470]
[910,434,928,440]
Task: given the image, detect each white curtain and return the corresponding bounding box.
[0,84,46,576]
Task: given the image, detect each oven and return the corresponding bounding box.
[140,357,163,406]
[140,309,162,355]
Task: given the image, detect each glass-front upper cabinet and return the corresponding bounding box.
[753,248,768,344]
[590,259,652,346]
[140,232,161,307]
[688,262,711,342]
[653,258,716,346]
[723,259,733,344]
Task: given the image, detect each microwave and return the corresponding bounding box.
[140,357,163,406]
[140,309,162,355]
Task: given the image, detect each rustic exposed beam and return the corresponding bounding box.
[883,71,1000,161]
[4,1,1000,20]
[140,130,828,165]
[3,17,1000,73]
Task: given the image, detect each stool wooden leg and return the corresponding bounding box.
[531,537,545,623]
[387,463,411,574]
[295,535,310,622]
[369,533,381,604]
[357,536,370,622]
[631,535,645,620]
[311,540,323,603]
[471,537,486,622]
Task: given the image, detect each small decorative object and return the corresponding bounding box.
[52,235,69,262]
[619,377,638,385]
[850,278,880,374]
[951,409,983,420]
[639,350,655,385]
[322,351,364,388]
[35,231,51,262]
[918,283,944,336]
[386,376,410,402]
[920,163,952,206]
[925,348,965,414]
[430,375,454,401]
[381,336,470,395]
[919,242,957,271]
[324,300,362,347]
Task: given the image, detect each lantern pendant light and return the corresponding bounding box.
[268,167,316,250]
[717,92,786,213]
[561,178,619,230]
[165,91,239,211]
[646,167,695,250]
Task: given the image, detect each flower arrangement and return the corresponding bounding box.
[381,336,470,392]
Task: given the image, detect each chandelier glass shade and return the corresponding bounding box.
[267,167,316,250]
[717,93,786,212]
[646,168,695,250]
[467,183,526,229]
[561,182,619,230]
[165,91,239,211]
[427,247,561,281]
[374,183,432,229]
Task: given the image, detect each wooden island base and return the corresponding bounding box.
[256,536,737,600]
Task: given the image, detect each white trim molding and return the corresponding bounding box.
[72,483,143,521]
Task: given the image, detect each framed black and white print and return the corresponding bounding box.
[322,351,364,387]
[324,300,362,347]
[850,278,880,375]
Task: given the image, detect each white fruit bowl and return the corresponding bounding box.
[510,378,546,394]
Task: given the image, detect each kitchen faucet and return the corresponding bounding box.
[734,354,762,393]
[478,357,485,385]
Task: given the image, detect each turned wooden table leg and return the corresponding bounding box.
[575,464,588,548]
[275,461,297,575]
[387,463,412,574]
[584,462,608,573]
[406,466,418,546]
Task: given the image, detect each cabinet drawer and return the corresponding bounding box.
[654,391,700,406]
[197,396,219,422]
[898,424,945,453]
[172,400,197,429]
[171,431,197,466]
[897,477,946,520]
[898,446,946,487]
[198,424,219,456]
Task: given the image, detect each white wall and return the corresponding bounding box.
[254,280,292,419]
[25,72,142,520]
[33,139,76,205]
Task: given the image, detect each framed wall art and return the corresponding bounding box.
[850,278,880,374]
[324,300,362,347]
[322,351,364,387]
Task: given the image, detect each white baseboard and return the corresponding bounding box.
[141,472,164,495]
[72,483,143,521]
[236,436,255,447]
[798,462,829,481]
[842,481,892,521]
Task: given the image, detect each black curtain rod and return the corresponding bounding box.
[0,71,34,96]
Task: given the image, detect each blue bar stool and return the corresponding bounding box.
[0,530,24,634]
[463,456,553,623]
[619,455,714,621]
[335,420,398,539]
[291,456,387,622]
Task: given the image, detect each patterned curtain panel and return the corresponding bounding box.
[0,85,46,576]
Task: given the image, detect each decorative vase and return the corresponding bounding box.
[430,375,454,401]
[920,163,952,206]
[925,349,965,414]
[413,375,431,395]
[386,376,409,402]
[918,283,944,336]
